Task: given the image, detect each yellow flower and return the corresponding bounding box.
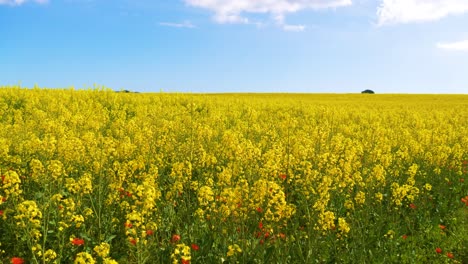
[424,183,432,191]
[94,242,111,258]
[338,217,350,235]
[74,252,96,264]
[44,249,57,262]
[354,191,366,205]
[103,258,119,264]
[227,244,242,257]
[374,192,383,202]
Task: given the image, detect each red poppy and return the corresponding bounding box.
[279,174,287,180]
[258,222,263,229]
[447,252,454,259]
[11,257,24,264]
[256,207,263,213]
[461,196,468,206]
[181,259,190,264]
[146,229,154,236]
[435,247,442,254]
[402,235,408,240]
[409,203,417,209]
[130,238,137,245]
[71,238,85,246]
[439,224,446,230]
[172,234,181,243]
[191,243,199,251]
[278,233,286,239]
[0,210,3,216]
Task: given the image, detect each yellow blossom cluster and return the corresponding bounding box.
[0,87,467,263]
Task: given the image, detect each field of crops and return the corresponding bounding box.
[0,87,467,264]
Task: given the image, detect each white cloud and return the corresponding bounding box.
[377,0,468,25]
[282,24,306,31]
[0,0,47,5]
[159,21,196,28]
[437,39,468,51]
[184,0,352,30]
[273,13,306,31]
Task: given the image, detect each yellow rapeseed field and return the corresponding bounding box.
[0,86,467,263]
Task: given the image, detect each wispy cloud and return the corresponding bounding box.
[159,21,196,28]
[437,39,468,52]
[0,0,47,5]
[274,14,305,32]
[377,0,468,26]
[184,0,351,31]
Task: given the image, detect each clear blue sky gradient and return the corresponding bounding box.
[1,0,468,93]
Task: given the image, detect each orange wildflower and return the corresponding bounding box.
[11,257,24,264]
[71,238,85,246]
[172,234,181,243]
[461,196,468,206]
[191,243,199,251]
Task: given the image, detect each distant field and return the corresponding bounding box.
[0,87,467,263]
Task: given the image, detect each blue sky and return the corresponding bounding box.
[1,0,468,93]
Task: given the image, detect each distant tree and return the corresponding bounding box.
[116,89,138,93]
[361,89,375,94]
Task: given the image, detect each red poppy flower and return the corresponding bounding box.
[130,238,137,245]
[409,203,417,209]
[258,222,263,229]
[191,243,199,251]
[278,233,286,239]
[279,174,287,180]
[255,231,262,238]
[172,234,181,243]
[0,210,3,216]
[446,252,454,259]
[461,196,468,206]
[435,247,442,254]
[124,222,133,228]
[402,235,408,240]
[71,238,85,246]
[256,207,263,213]
[11,257,24,264]
[439,224,446,230]
[181,259,190,264]
[146,229,154,236]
